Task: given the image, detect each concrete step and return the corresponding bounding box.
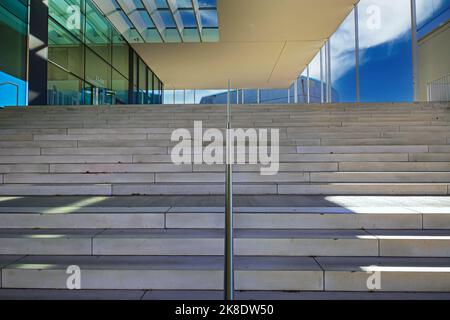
[1,206,448,230]
[338,162,450,172]
[1,288,450,300]
[133,153,412,163]
[3,171,340,184]
[0,183,448,196]
[277,183,450,195]
[0,155,136,164]
[0,255,324,291]
[317,257,450,292]
[0,229,449,257]
[310,172,450,183]
[297,146,430,153]
[2,255,450,292]
[410,153,450,162]
[318,138,448,146]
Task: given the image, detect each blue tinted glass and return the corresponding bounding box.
[176,0,193,9]
[180,10,197,28]
[200,10,218,27]
[155,0,169,9]
[198,0,217,8]
[159,10,176,28]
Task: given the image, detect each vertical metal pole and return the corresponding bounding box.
[327,39,332,102]
[355,5,361,103]
[183,89,186,104]
[236,90,239,104]
[242,89,245,104]
[288,88,291,104]
[320,46,324,104]
[411,0,419,101]
[194,90,196,104]
[324,42,328,103]
[225,79,234,301]
[294,79,298,103]
[257,89,260,104]
[307,65,310,103]
[173,89,176,104]
[25,0,31,105]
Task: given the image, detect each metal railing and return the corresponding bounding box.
[427,74,450,102]
[224,79,234,300]
[0,82,20,106]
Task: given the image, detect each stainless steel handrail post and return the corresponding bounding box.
[224,79,234,300]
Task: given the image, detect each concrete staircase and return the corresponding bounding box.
[0,102,449,195]
[0,102,449,299]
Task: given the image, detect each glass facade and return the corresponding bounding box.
[295,0,449,104]
[47,0,163,106]
[0,0,28,107]
[91,0,219,43]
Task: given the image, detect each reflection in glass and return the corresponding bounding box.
[358,0,413,102]
[47,63,84,105]
[0,0,28,106]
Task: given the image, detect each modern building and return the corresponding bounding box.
[0,0,449,303]
[200,77,339,104]
[1,0,164,107]
[418,4,450,101]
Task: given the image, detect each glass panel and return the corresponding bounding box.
[142,28,163,42]
[417,0,450,30]
[259,89,289,104]
[148,70,154,104]
[48,19,85,78]
[85,48,112,90]
[155,0,169,9]
[358,0,413,102]
[330,9,356,102]
[243,89,257,104]
[112,30,129,78]
[307,51,322,103]
[198,0,217,8]
[48,0,83,38]
[47,63,84,105]
[184,90,195,104]
[139,59,147,104]
[95,0,218,43]
[85,0,112,63]
[180,10,197,27]
[45,0,164,106]
[154,77,161,103]
[200,10,218,27]
[183,28,201,42]
[163,28,182,42]
[176,0,193,9]
[0,0,28,107]
[202,28,219,42]
[299,70,308,103]
[0,1,28,80]
[112,69,128,104]
[159,10,176,28]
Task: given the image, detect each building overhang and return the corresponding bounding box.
[117,0,358,89]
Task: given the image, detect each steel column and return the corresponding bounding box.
[355,5,361,103]
[411,0,419,101]
[224,79,234,301]
[307,66,310,103]
[320,46,324,104]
